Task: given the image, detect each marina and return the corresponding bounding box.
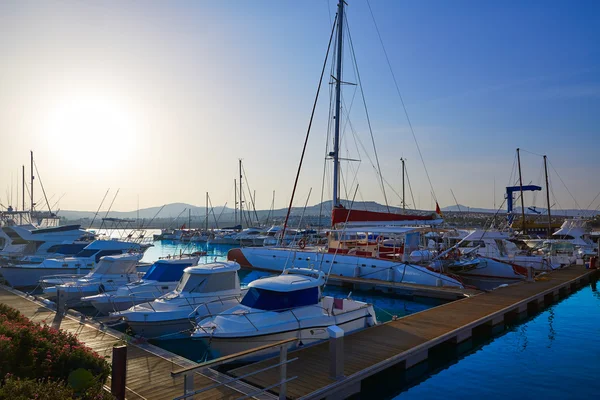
[0,261,596,399]
[1,1,599,399]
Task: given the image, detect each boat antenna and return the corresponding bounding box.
[30,151,34,212]
[281,10,338,245]
[33,159,52,215]
[89,188,110,229]
[141,204,165,229]
[543,155,552,236]
[517,148,526,233]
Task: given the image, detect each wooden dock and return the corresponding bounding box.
[229,265,598,399]
[0,285,274,400]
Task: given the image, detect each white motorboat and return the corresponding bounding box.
[192,269,377,360]
[40,253,142,303]
[82,255,200,315]
[0,239,147,288]
[113,261,245,340]
[456,230,557,271]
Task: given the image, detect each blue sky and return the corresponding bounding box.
[0,0,598,213]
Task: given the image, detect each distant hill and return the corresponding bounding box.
[57,200,599,223]
[442,204,599,217]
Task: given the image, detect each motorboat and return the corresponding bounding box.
[192,268,377,360]
[82,254,200,314]
[40,253,143,303]
[113,261,245,340]
[0,239,147,288]
[455,230,557,271]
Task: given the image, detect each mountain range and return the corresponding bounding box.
[57,201,599,221]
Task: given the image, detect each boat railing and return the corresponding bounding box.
[39,273,87,288]
[171,338,298,400]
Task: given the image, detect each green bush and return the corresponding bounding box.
[0,304,112,397]
[0,375,114,400]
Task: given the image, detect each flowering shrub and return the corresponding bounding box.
[0,303,111,398]
[0,374,115,400]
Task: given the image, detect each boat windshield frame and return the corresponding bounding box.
[240,286,319,311]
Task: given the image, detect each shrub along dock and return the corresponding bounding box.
[0,285,271,400]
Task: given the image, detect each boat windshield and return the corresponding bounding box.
[241,287,318,311]
[144,262,191,282]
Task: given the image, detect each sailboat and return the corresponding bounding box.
[228,1,464,290]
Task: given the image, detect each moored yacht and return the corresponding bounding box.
[0,239,147,288]
[113,261,245,340]
[82,254,200,314]
[192,269,377,359]
[40,253,143,303]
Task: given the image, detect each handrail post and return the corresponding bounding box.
[111,344,127,400]
[328,325,344,380]
[184,372,194,399]
[279,345,288,400]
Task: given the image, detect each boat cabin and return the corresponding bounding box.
[241,273,322,311]
[90,254,140,276]
[175,262,240,294]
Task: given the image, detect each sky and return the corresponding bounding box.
[0,0,598,214]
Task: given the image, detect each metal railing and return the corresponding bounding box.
[171,337,298,400]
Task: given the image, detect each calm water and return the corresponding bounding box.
[388,279,600,400]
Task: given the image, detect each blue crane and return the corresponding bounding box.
[505,185,542,224]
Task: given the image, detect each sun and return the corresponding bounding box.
[42,94,137,171]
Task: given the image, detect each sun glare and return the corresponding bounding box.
[43,95,137,172]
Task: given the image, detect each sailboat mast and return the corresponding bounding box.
[517,148,525,232]
[332,0,344,207]
[544,155,552,237]
[234,179,238,226]
[30,151,34,212]
[239,159,243,229]
[22,165,25,212]
[401,158,405,211]
[205,192,209,232]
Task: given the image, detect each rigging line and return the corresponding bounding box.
[319,59,337,227]
[282,12,337,236]
[548,159,582,211]
[584,190,600,216]
[33,161,52,214]
[365,0,437,203]
[519,148,545,158]
[345,14,389,211]
[89,189,109,229]
[240,163,259,225]
[404,162,417,210]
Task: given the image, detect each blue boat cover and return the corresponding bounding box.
[143,260,192,282]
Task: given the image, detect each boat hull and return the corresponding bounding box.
[0,266,92,288]
[126,318,195,340]
[197,312,373,361]
[228,247,464,288]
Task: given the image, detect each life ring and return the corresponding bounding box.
[298,238,307,249]
[376,235,385,246]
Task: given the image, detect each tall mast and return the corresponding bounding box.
[516,148,525,232]
[401,158,405,211]
[205,192,209,232]
[21,165,25,212]
[30,151,34,212]
[332,0,344,207]
[544,155,552,237]
[239,159,243,229]
[234,179,238,226]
